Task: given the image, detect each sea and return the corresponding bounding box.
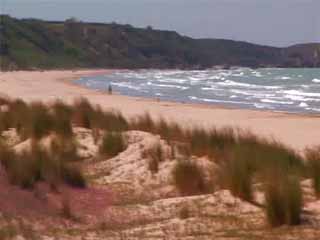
[76,68,320,114]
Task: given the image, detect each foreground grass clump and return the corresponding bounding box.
[305,147,320,198]
[172,160,209,196]
[52,101,74,138]
[144,142,164,174]
[72,98,95,129]
[220,144,254,202]
[29,102,54,139]
[265,171,302,227]
[99,131,126,158]
[0,140,86,189]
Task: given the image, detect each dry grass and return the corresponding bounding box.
[0,139,86,189]
[99,131,126,158]
[305,146,320,198]
[172,160,209,196]
[264,170,302,227]
[0,97,311,228]
[144,142,164,174]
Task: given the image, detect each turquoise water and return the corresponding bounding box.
[77,68,320,114]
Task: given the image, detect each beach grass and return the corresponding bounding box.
[99,131,126,158]
[0,97,312,226]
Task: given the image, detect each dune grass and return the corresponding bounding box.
[52,100,74,138]
[144,142,164,174]
[99,131,126,158]
[0,139,86,189]
[305,147,320,198]
[264,170,302,227]
[172,160,209,196]
[0,97,312,227]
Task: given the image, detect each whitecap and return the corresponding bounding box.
[260,99,294,105]
[282,90,320,98]
[312,78,320,83]
[147,82,189,90]
[188,96,251,105]
[299,102,309,107]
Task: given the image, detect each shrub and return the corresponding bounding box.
[72,98,95,129]
[130,112,155,133]
[0,142,16,170]
[52,101,73,138]
[1,138,86,189]
[61,163,86,188]
[29,102,53,139]
[7,99,30,138]
[145,142,164,174]
[305,147,320,198]
[99,131,126,158]
[265,171,302,227]
[221,144,254,202]
[94,107,128,132]
[172,160,208,196]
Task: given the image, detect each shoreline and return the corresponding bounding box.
[69,70,320,119]
[1,69,320,151]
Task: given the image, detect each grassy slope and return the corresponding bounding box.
[1,15,319,70]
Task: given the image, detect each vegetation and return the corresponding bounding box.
[265,171,302,227]
[1,15,319,70]
[144,142,164,174]
[172,160,209,196]
[305,147,320,198]
[99,131,126,158]
[0,140,86,189]
[1,96,319,228]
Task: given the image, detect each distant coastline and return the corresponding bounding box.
[1,15,320,71]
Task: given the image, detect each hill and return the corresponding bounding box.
[0,15,320,70]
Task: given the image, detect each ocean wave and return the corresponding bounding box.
[79,68,320,114]
[282,90,320,98]
[146,82,189,90]
[216,80,281,90]
[110,82,142,91]
[188,96,251,105]
[260,99,294,105]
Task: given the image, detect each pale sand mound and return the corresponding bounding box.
[87,130,216,199]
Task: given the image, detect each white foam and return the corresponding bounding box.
[188,96,251,105]
[299,102,309,107]
[147,82,189,90]
[260,99,294,105]
[282,90,320,98]
[312,78,320,83]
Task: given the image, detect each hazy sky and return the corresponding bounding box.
[2,0,320,47]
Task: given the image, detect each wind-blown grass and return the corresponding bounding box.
[172,160,209,196]
[305,147,320,198]
[99,131,126,158]
[0,97,309,227]
[265,170,302,227]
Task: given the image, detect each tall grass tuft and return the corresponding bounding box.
[172,160,208,196]
[0,139,86,189]
[265,170,302,227]
[28,102,53,139]
[145,142,164,174]
[72,98,95,129]
[220,144,254,202]
[52,101,73,138]
[99,131,126,158]
[305,146,320,198]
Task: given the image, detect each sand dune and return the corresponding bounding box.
[0,70,320,151]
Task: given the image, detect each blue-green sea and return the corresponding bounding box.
[77,68,320,114]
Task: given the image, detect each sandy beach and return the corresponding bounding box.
[0,69,319,152]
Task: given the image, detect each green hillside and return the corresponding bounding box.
[0,15,319,70]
